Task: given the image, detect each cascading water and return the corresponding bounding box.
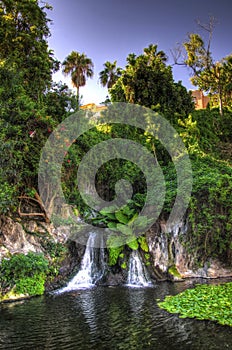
[127,250,153,287]
[56,232,106,293]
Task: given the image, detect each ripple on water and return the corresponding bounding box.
[0,283,231,350]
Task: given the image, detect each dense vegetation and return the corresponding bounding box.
[0,0,77,218]
[0,0,231,307]
[158,282,232,327]
[0,252,49,298]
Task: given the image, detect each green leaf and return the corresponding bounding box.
[157,282,232,327]
[107,221,117,229]
[127,237,139,250]
[116,224,133,235]
[115,211,129,224]
[121,262,127,269]
[100,206,118,214]
[128,213,139,225]
[100,211,116,220]
[107,235,124,248]
[138,236,149,252]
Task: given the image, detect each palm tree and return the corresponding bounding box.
[126,53,137,67]
[143,44,167,64]
[99,61,122,89]
[62,51,94,102]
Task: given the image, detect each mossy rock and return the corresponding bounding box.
[168,265,183,281]
[0,286,28,303]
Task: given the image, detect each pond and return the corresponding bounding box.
[0,281,231,350]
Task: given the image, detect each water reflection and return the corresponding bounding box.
[0,282,231,350]
[78,289,99,334]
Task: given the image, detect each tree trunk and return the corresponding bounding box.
[218,71,223,116]
[77,86,80,109]
[218,85,223,116]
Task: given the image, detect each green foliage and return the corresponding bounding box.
[110,44,194,122]
[103,201,143,237]
[108,246,124,266]
[43,82,78,123]
[0,48,76,215]
[138,236,149,252]
[0,0,81,217]
[168,265,181,278]
[127,239,139,250]
[186,156,232,263]
[178,109,232,156]
[99,60,122,89]
[51,214,76,227]
[106,234,124,266]
[182,28,232,113]
[115,211,129,225]
[0,0,230,275]
[94,199,150,266]
[62,51,94,101]
[0,0,58,100]
[61,124,148,215]
[157,162,177,215]
[158,283,232,327]
[15,275,45,296]
[173,107,232,265]
[0,252,49,296]
[0,182,16,214]
[40,239,67,259]
[121,261,127,269]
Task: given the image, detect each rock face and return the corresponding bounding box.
[147,221,232,280]
[1,216,232,281]
[0,216,68,260]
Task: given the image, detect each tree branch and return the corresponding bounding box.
[18,190,50,223]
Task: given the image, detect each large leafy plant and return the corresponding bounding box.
[158,282,232,327]
[89,196,150,266]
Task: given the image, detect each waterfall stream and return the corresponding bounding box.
[56,232,106,293]
[54,232,153,293]
[127,250,153,287]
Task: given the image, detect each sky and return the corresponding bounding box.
[46,0,232,105]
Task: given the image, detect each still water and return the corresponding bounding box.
[0,281,231,350]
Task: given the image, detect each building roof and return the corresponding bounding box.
[80,103,107,111]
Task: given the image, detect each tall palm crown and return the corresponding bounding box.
[99,61,122,89]
[62,51,94,98]
[143,44,167,65]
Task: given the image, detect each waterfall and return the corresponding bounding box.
[127,250,153,287]
[56,232,106,293]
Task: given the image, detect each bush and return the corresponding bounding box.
[186,156,232,263]
[15,275,45,295]
[0,252,49,296]
[0,181,16,214]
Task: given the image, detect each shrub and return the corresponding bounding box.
[0,252,49,296]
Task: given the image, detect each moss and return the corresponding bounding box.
[0,286,27,302]
[168,265,181,278]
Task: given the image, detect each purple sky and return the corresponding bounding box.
[46,0,232,104]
